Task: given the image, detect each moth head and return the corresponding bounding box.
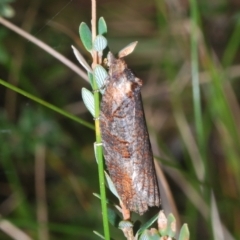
[107,52,117,67]
[107,52,126,76]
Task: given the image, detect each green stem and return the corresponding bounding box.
[93,78,110,239]
[91,0,110,238]
[0,79,94,130]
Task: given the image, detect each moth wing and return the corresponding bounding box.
[131,93,160,213]
[100,73,160,214]
[100,93,135,206]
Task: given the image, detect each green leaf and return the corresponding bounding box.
[139,229,160,240]
[94,142,100,164]
[81,88,95,117]
[158,211,167,236]
[88,72,94,89]
[0,4,15,18]
[178,224,190,240]
[71,45,92,73]
[93,192,101,200]
[118,220,133,229]
[139,230,150,240]
[105,171,120,199]
[94,35,107,52]
[93,193,112,205]
[166,214,176,238]
[79,22,92,52]
[137,212,159,235]
[94,65,108,94]
[93,231,105,239]
[71,45,92,74]
[98,17,107,35]
[108,208,121,227]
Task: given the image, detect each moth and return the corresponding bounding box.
[100,42,160,215]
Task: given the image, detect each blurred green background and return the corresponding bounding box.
[0,0,240,239]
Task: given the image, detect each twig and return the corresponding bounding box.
[4,0,41,121]
[0,216,33,240]
[91,0,97,66]
[0,17,88,81]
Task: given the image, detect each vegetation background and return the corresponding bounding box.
[0,0,240,239]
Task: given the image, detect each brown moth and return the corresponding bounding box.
[100,43,160,215]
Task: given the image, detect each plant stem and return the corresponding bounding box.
[91,0,97,67]
[91,0,110,239]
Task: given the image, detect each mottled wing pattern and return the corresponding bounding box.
[100,53,160,215]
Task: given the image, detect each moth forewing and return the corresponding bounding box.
[100,51,160,215]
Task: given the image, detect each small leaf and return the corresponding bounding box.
[139,229,160,240]
[93,231,105,239]
[94,142,102,164]
[158,211,167,236]
[88,72,94,88]
[79,22,92,51]
[92,193,101,200]
[94,35,108,52]
[178,224,190,240]
[93,193,113,206]
[166,214,176,238]
[118,41,138,58]
[98,17,107,35]
[139,230,150,240]
[0,4,15,18]
[81,88,95,117]
[108,207,121,227]
[94,65,108,93]
[72,45,92,73]
[105,171,120,199]
[137,212,159,235]
[118,220,133,229]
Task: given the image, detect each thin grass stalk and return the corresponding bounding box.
[4,1,40,121]
[207,64,240,185]
[91,0,110,239]
[189,0,205,181]
[0,79,94,130]
[0,218,33,240]
[222,20,240,67]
